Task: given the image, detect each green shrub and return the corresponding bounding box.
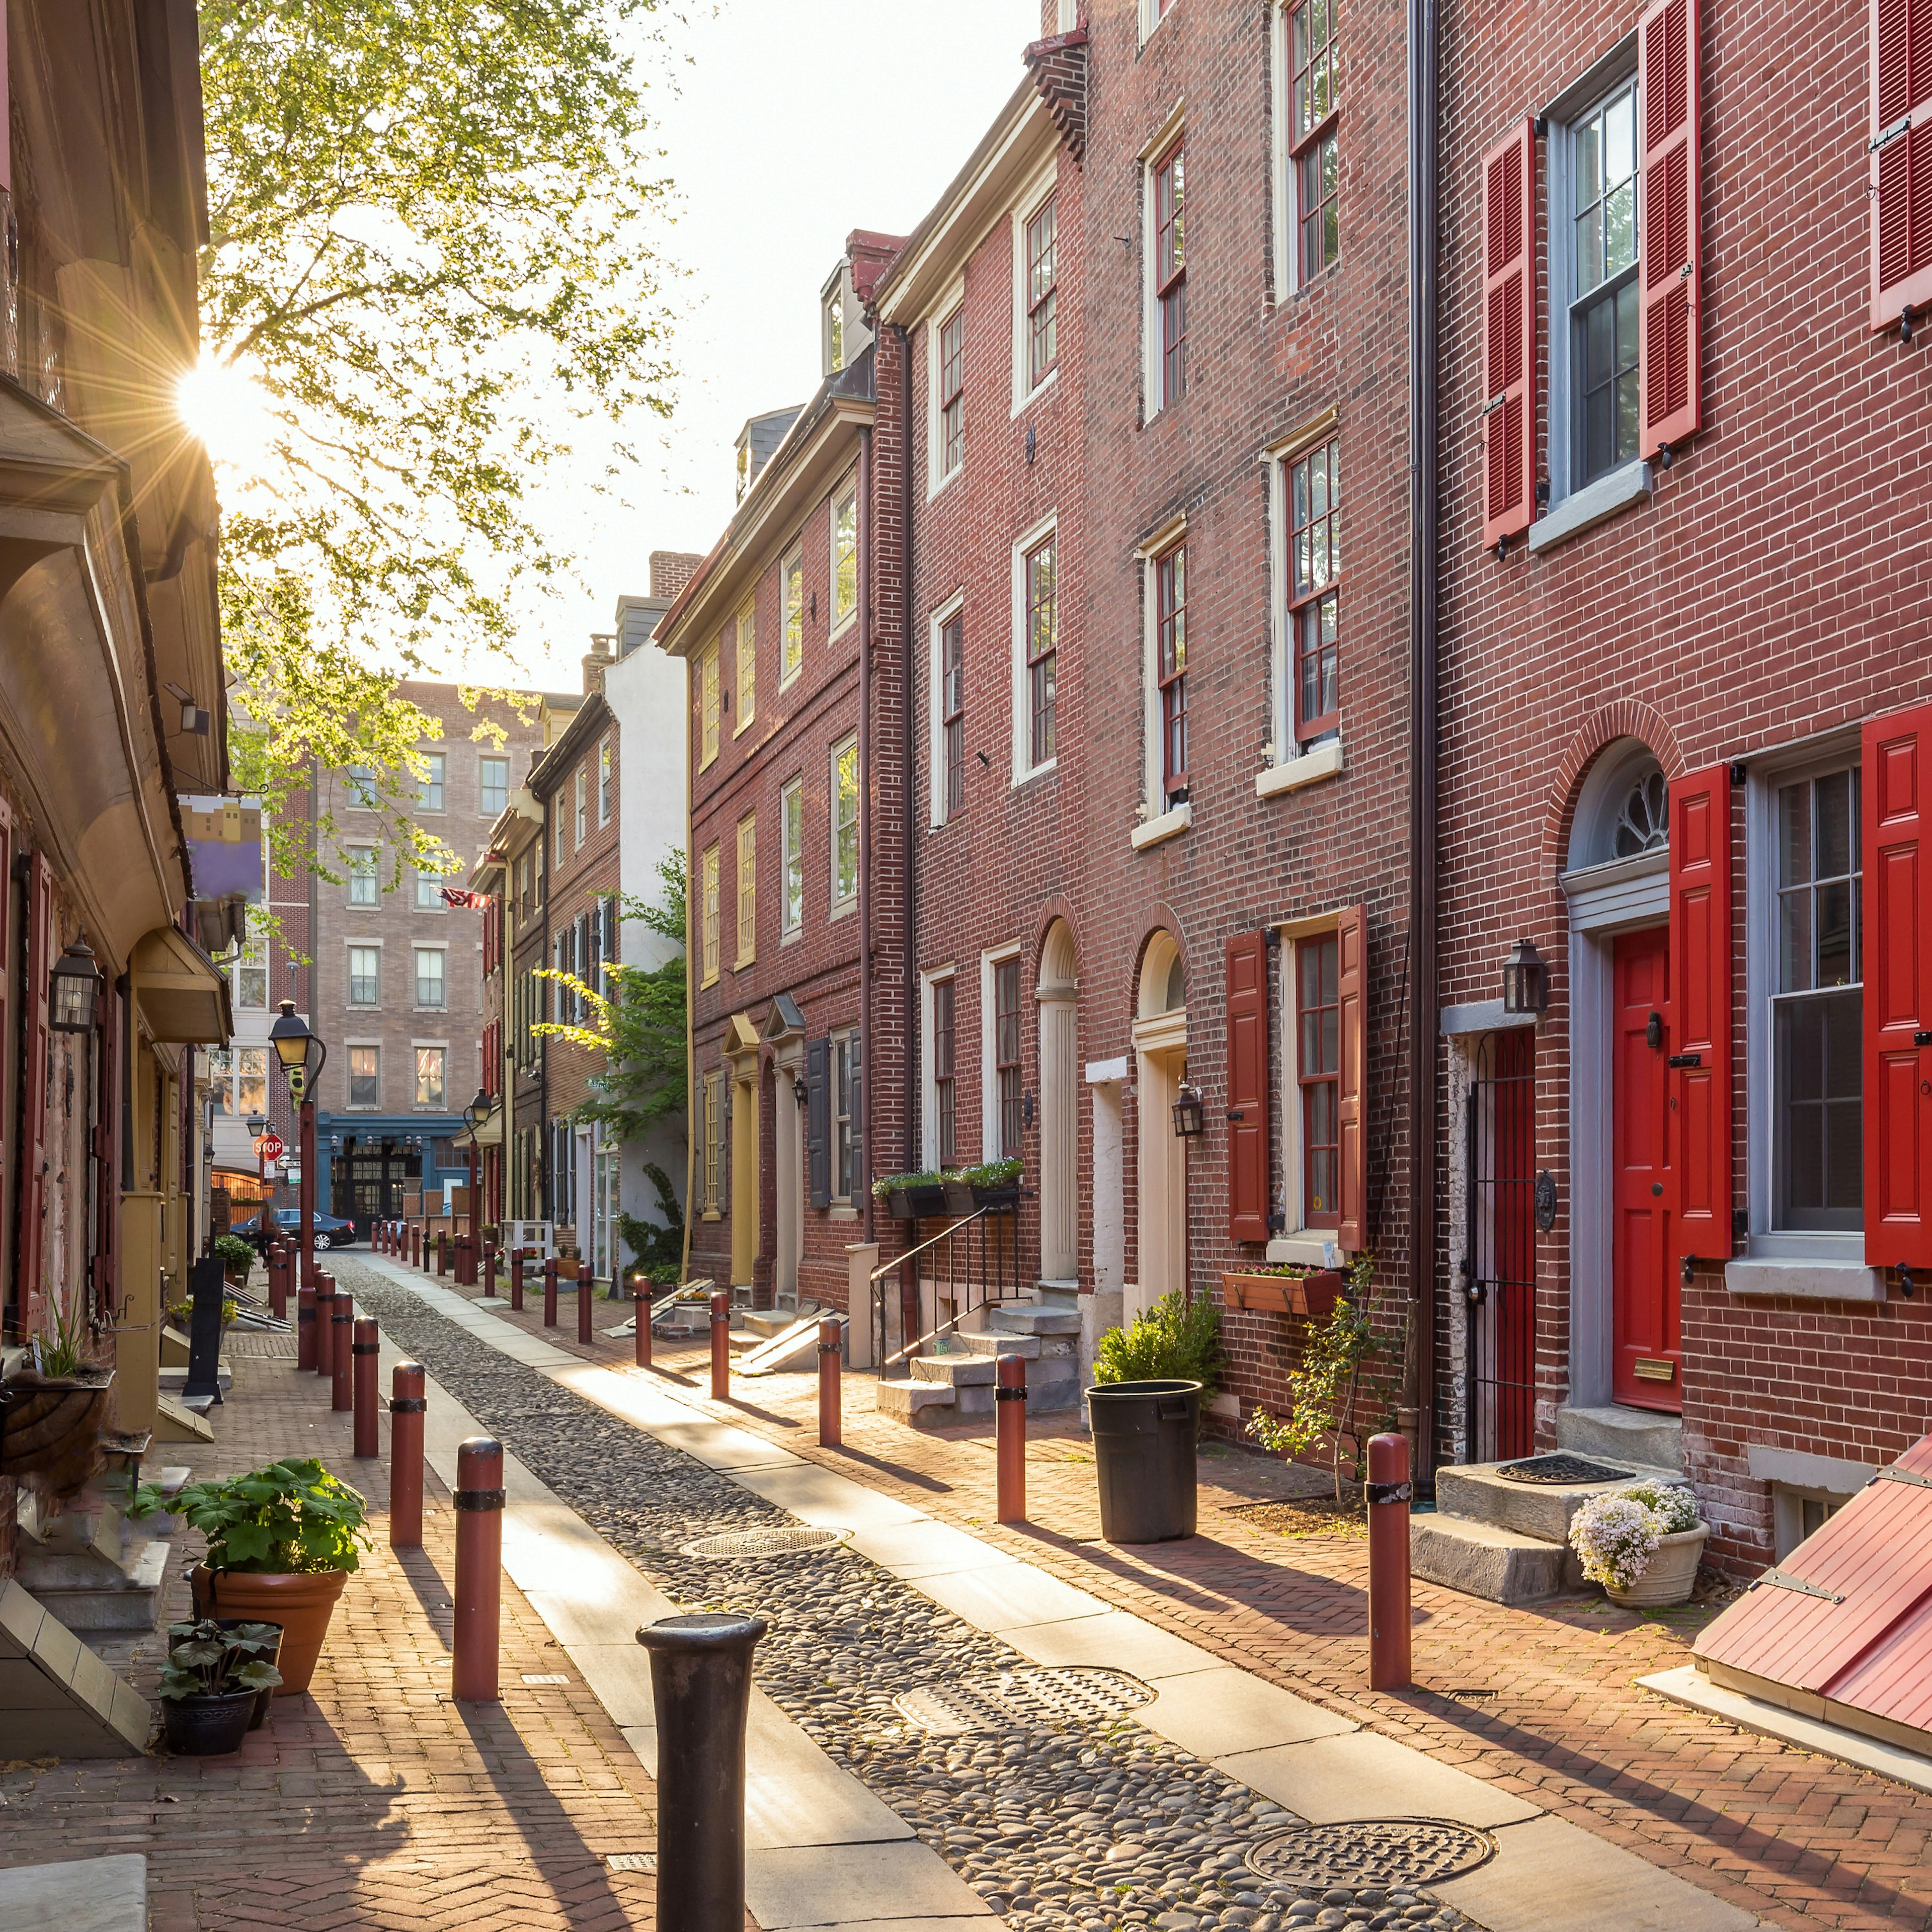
[1094,1291,1222,1391]
[134,1458,370,1574]
[213,1233,257,1276]
[948,1157,1024,1190]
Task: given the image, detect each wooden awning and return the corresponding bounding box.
[132,926,232,1044]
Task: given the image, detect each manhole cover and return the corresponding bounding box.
[1247,1819,1496,1890]
[681,1525,852,1559]
[893,1665,1153,1735]
[1494,1452,1633,1486]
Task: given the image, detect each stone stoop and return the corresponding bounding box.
[14,1488,175,1635]
[1413,1454,1691,1606]
[0,1580,151,1758]
[1556,1403,1687,1473]
[874,1378,963,1427]
[877,1294,1084,1425]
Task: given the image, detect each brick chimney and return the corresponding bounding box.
[582,631,615,695]
[650,550,705,601]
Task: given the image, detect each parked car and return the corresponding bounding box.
[236,1208,361,1254]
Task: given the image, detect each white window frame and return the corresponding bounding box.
[1268,915,1348,1262]
[574,766,587,850]
[927,279,967,498]
[598,737,612,826]
[413,941,449,1012]
[1140,102,1187,419]
[830,476,859,636]
[419,749,446,813]
[1010,162,1062,416]
[1742,728,1866,1267]
[1010,511,1059,786]
[979,941,1022,1159]
[347,942,382,1010]
[479,754,510,818]
[781,546,805,687]
[734,598,757,734]
[927,589,966,828]
[416,862,449,912]
[413,1039,449,1111]
[1139,0,1177,47]
[345,1041,382,1111]
[346,844,379,909]
[735,812,757,969]
[780,775,804,939]
[830,732,860,917]
[921,965,958,1169]
[1136,514,1188,833]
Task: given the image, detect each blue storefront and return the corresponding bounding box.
[317,1113,471,1237]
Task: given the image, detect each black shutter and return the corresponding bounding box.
[807,1036,830,1209]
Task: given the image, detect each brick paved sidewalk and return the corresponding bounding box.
[416,1260,1932,1932]
[0,1326,663,1932]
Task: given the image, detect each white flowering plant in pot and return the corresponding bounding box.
[1568,1480,1707,1606]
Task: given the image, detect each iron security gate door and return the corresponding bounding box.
[1464,1029,1536,1463]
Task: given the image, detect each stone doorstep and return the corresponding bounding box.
[876,1379,959,1428]
[910,1354,997,1386]
[0,1854,148,1932]
[16,1538,172,1634]
[1035,1279,1080,1311]
[986,1306,1084,1336]
[1434,1457,1688,1545]
[1555,1402,1686,1474]
[1409,1514,1575,1605]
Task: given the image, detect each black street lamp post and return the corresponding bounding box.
[269,1000,328,1291]
[461,1088,494,1287]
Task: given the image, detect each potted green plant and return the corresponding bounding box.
[214,1233,257,1285]
[1220,1262,1345,1318]
[941,1157,1024,1214]
[134,1458,370,1695]
[1087,1292,1224,1544]
[158,1618,283,1755]
[0,1295,114,1489]
[1569,1480,1708,1606]
[870,1170,950,1219]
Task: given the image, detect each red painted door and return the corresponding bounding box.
[1613,927,1681,1409]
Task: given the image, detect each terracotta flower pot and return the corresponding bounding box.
[191,1566,348,1695]
[1605,1523,1709,1607]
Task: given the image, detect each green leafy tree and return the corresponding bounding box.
[201,0,682,858]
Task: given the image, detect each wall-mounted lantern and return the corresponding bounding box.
[48,939,102,1032]
[1501,938,1549,1017]
[1171,1084,1206,1138]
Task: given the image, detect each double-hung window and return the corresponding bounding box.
[1153,139,1187,408]
[701,842,720,986]
[933,977,957,1167]
[1298,933,1341,1226]
[233,918,268,1008]
[419,751,445,812]
[782,549,804,683]
[347,765,378,809]
[1291,0,1339,283]
[480,756,509,817]
[1025,534,1057,769]
[1156,542,1188,804]
[781,777,804,935]
[736,814,757,967]
[416,1045,446,1110]
[416,864,445,910]
[1026,195,1058,390]
[996,956,1023,1158]
[833,483,858,630]
[1772,766,1863,1230]
[349,946,380,1007]
[415,947,445,1009]
[349,1045,379,1109]
[833,1032,861,1201]
[832,736,859,909]
[1570,82,1640,488]
[941,612,965,820]
[703,1071,723,1214]
[736,600,756,729]
[575,767,587,849]
[938,308,965,478]
[699,641,720,768]
[1289,437,1341,740]
[348,847,377,908]
[598,739,612,825]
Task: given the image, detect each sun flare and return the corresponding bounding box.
[176,357,278,472]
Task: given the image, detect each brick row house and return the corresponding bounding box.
[1431,0,1932,1572]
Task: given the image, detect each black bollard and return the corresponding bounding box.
[635,1612,767,1932]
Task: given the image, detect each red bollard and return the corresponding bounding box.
[482,1241,497,1299]
[352,1316,381,1457]
[710,1291,732,1401]
[996,1354,1028,1524]
[633,1276,653,1369]
[313,1272,335,1378]
[1366,1432,1412,1690]
[389,1362,426,1548]
[451,1436,504,1703]
[510,1249,525,1312]
[818,1317,843,1448]
[577,1261,594,1345]
[296,1281,316,1371]
[543,1258,559,1327]
[331,1289,354,1413]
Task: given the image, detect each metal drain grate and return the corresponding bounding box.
[893,1665,1153,1736]
[1247,1819,1496,1891]
[681,1524,853,1560]
[1494,1452,1633,1486]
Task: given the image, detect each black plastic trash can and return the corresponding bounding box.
[1086,1379,1201,1543]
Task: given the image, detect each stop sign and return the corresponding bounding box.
[257,1132,287,1163]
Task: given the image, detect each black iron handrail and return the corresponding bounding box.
[868,1201,1024,1376]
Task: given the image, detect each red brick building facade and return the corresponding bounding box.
[1434,0,1932,1565]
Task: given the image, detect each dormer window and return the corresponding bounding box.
[825,281,846,375]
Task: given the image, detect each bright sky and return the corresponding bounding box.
[505,0,1042,692]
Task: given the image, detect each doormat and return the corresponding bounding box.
[1494,1453,1633,1486]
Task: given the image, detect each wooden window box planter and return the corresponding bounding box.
[1220,1270,1343,1319]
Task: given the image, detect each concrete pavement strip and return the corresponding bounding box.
[361,1257,1760,1930]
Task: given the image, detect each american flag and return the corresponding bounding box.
[440,886,489,910]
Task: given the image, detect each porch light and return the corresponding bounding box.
[1501,938,1549,1017]
[268,999,326,1107]
[1171,1084,1206,1138]
[48,939,102,1032]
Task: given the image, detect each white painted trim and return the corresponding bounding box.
[1529,459,1653,553]
[980,942,1022,1159]
[1131,801,1192,851]
[1269,0,1291,302]
[926,283,967,501]
[919,965,956,1170]
[1745,1443,1879,1492]
[778,545,805,690]
[1010,157,1062,417]
[829,472,859,638]
[1085,1056,1129,1085]
[927,589,965,828]
[1256,739,1345,797]
[1440,999,1537,1036]
[1131,1007,1187,1056]
[1010,510,1059,786]
[1724,1260,1883,1302]
[1139,101,1186,416]
[779,773,804,937]
[1266,1233,1340,1266]
[829,732,859,916]
[1561,851,1670,933]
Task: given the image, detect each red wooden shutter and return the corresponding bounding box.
[1871,0,1932,329]
[16,851,51,1318]
[1225,931,1271,1243]
[1638,0,1702,451]
[1668,766,1732,1272]
[1864,704,1932,1267]
[1336,904,1367,1251]
[1480,120,1537,549]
